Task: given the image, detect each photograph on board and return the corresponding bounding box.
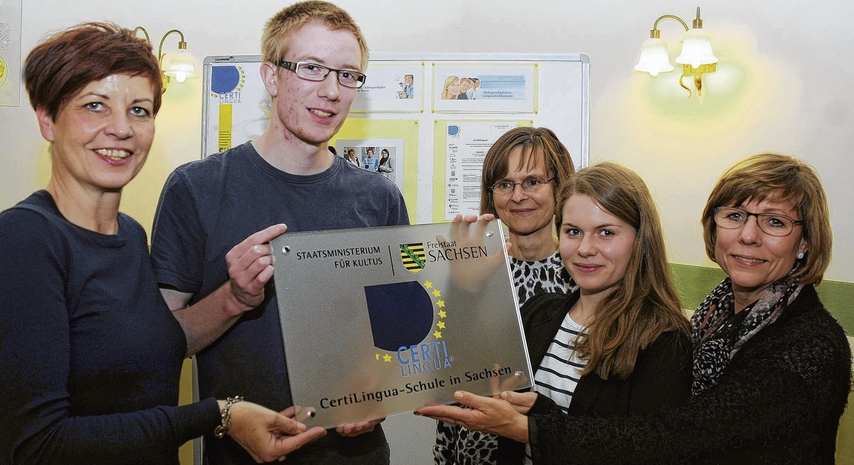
[337,140,405,192]
[433,64,537,113]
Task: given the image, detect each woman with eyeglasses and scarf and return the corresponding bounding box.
[418,153,851,464]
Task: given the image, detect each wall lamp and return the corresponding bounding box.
[134,26,199,92]
[633,7,717,97]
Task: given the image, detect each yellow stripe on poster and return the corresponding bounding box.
[218,104,233,152]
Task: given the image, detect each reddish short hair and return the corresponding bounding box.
[262,1,369,71]
[25,22,162,120]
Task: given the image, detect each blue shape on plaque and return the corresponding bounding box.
[448,125,459,136]
[365,281,433,351]
[211,66,241,94]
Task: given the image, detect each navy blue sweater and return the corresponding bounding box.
[0,191,220,465]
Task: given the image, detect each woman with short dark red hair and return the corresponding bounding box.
[0,22,324,464]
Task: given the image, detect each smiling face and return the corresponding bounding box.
[266,21,361,147]
[493,146,556,238]
[714,195,808,305]
[559,194,636,299]
[37,74,155,194]
[445,78,460,97]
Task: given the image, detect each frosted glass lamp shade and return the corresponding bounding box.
[675,29,717,69]
[633,38,674,77]
[161,49,198,83]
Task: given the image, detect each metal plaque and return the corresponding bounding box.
[271,219,532,428]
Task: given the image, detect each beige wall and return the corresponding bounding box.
[1,0,852,283]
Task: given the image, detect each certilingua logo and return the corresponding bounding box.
[365,278,453,377]
[210,65,245,99]
[399,243,426,274]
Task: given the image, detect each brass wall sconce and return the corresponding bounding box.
[633,7,717,97]
[134,26,199,92]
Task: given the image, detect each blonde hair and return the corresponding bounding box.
[441,75,460,99]
[556,162,689,380]
[701,153,832,285]
[262,1,369,71]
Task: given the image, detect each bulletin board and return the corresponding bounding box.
[201,53,589,225]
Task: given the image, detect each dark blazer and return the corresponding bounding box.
[524,285,852,465]
[498,290,693,463]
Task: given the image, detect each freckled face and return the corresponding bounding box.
[37,74,156,193]
[492,146,556,237]
[559,194,636,298]
[270,21,362,146]
[714,196,808,304]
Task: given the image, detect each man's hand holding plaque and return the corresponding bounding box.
[270,220,532,428]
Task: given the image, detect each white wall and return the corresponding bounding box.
[4,0,851,282]
[2,1,851,463]
[2,0,852,282]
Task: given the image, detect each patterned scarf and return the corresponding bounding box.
[691,275,803,394]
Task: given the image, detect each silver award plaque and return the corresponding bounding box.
[270,219,532,428]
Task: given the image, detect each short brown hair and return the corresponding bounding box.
[262,1,369,71]
[479,127,575,216]
[25,22,161,120]
[701,153,832,285]
[556,161,689,380]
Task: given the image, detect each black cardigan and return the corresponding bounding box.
[497,290,694,463]
[526,285,852,464]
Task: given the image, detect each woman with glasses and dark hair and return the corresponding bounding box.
[479,127,577,306]
[433,126,577,464]
[377,148,394,179]
[420,153,851,464]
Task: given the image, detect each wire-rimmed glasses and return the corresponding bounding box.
[277,61,367,88]
[489,177,555,195]
[713,207,804,237]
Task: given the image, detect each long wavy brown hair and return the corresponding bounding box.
[556,162,689,380]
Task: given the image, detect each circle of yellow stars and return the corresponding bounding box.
[375,280,446,363]
[210,65,246,98]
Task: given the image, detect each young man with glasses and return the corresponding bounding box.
[150,2,408,464]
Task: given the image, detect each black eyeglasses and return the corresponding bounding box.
[489,177,554,195]
[713,207,804,237]
[277,61,367,88]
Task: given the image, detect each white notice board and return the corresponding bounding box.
[202,53,589,224]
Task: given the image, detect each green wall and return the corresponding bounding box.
[671,263,854,335]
